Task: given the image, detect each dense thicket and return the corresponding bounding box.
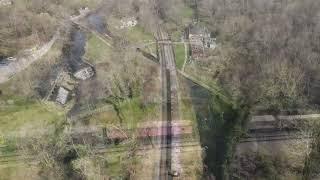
[0,0,102,57]
[196,0,320,112]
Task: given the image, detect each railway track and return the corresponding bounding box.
[156,26,185,179]
[157,27,172,180]
[241,132,312,143]
[0,140,201,165]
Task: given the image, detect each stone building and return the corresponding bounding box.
[56,87,69,105]
[188,25,217,60]
[73,66,95,80]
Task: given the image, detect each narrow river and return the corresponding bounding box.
[63,27,86,73]
[63,13,107,117]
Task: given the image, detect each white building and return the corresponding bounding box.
[0,0,12,6]
[73,66,94,80]
[205,38,217,49]
[79,7,89,16]
[56,87,69,105]
[189,25,217,60]
[119,17,138,29]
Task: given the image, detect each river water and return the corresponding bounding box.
[64,13,107,73]
[64,14,107,117]
[87,13,107,34]
[63,27,86,73]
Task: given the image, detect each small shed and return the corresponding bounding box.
[79,7,89,16]
[205,38,217,49]
[189,25,210,39]
[73,66,94,80]
[119,17,138,29]
[56,87,69,105]
[189,25,217,59]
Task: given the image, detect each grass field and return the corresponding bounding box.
[0,97,65,179]
[181,6,194,20]
[184,62,231,104]
[179,145,203,180]
[0,163,40,180]
[126,26,154,43]
[88,107,121,126]
[180,98,196,122]
[119,98,158,129]
[72,145,134,179]
[0,96,65,135]
[0,37,67,179]
[171,30,183,42]
[84,33,113,64]
[174,44,185,70]
[0,38,66,137]
[89,97,158,129]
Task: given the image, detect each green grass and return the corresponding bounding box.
[170,30,183,42]
[0,38,65,157]
[126,26,154,43]
[0,96,65,178]
[105,151,128,177]
[88,109,119,124]
[0,163,40,180]
[84,33,112,64]
[143,43,157,56]
[89,97,158,129]
[174,44,185,70]
[180,98,196,122]
[179,97,200,140]
[181,6,194,19]
[165,5,194,25]
[119,98,157,129]
[73,149,128,179]
[184,63,232,104]
[0,96,65,135]
[0,137,17,155]
[104,146,140,178]
[302,123,320,179]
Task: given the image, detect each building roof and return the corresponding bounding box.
[189,25,208,36]
[73,66,94,80]
[0,0,12,6]
[119,17,138,29]
[56,87,69,105]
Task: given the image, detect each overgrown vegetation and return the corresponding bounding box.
[174,44,185,70]
[234,151,293,180]
[84,33,112,64]
[0,97,65,134]
[187,0,320,112]
[183,1,320,178]
[126,26,154,43]
[197,94,249,179]
[302,123,320,179]
[4,0,320,179]
[0,0,103,57]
